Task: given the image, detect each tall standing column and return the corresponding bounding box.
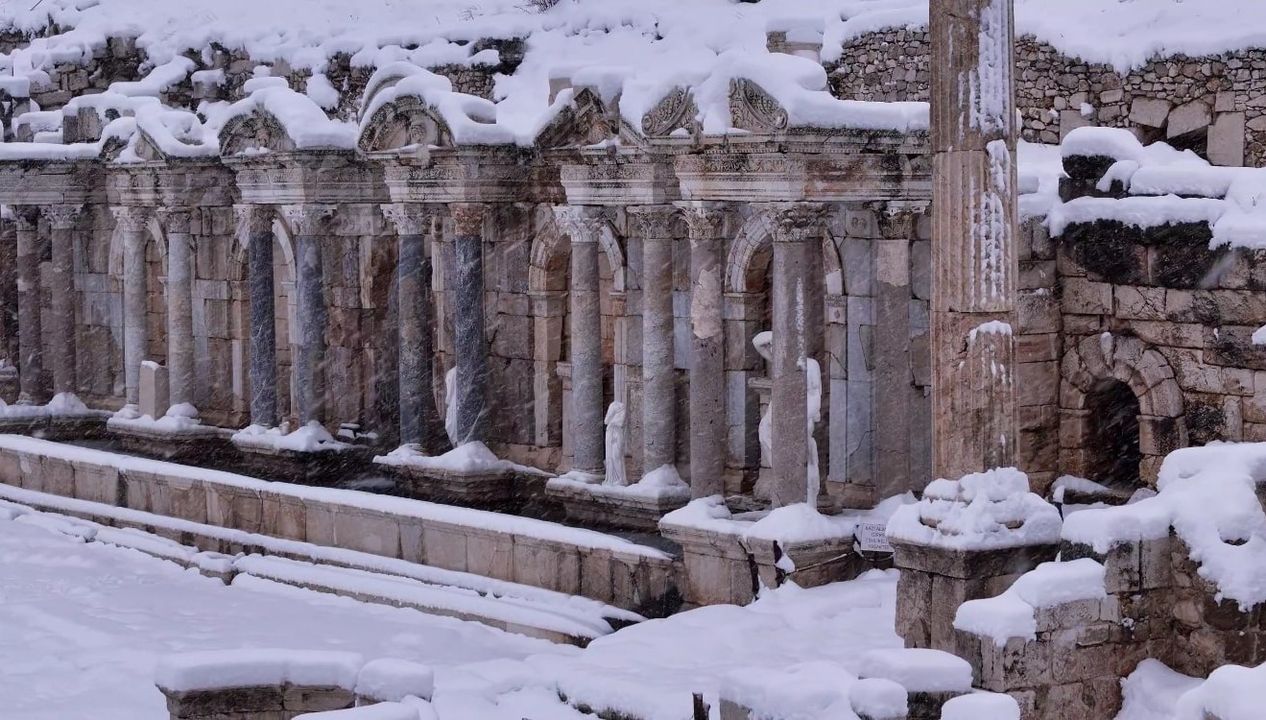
[0,219,16,367]
[768,203,827,508]
[629,206,682,480]
[553,206,607,477]
[160,210,196,414]
[44,205,80,396]
[679,202,729,499]
[114,207,150,408]
[14,207,44,404]
[282,205,335,426]
[450,203,488,447]
[239,205,278,428]
[384,203,442,450]
[930,0,1019,480]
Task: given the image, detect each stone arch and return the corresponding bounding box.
[357,95,453,153]
[107,213,167,278]
[528,213,625,294]
[1059,333,1187,487]
[724,213,842,296]
[219,110,296,156]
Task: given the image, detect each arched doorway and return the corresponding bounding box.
[1083,378,1143,489]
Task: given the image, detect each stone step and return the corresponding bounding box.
[0,486,638,646]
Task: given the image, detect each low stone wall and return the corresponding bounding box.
[0,436,681,614]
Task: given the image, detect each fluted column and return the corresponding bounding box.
[769,203,827,508]
[931,0,1019,479]
[239,205,278,428]
[384,203,443,450]
[44,205,80,395]
[14,207,44,404]
[679,202,729,499]
[451,203,488,446]
[113,207,151,407]
[282,205,334,426]
[160,209,196,414]
[629,205,682,480]
[553,206,607,476]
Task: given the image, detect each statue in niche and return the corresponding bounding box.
[603,401,627,486]
[752,331,775,469]
[752,330,823,506]
[444,368,458,447]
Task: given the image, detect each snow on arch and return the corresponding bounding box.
[724,211,843,297]
[218,87,357,156]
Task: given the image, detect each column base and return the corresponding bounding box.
[0,392,108,440]
[546,473,691,532]
[373,443,541,511]
[106,414,233,464]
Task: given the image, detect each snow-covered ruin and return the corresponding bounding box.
[2,0,1266,719]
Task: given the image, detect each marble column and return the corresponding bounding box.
[553,206,607,477]
[282,205,334,426]
[239,205,278,428]
[384,203,442,450]
[114,207,151,408]
[44,205,80,395]
[629,205,682,480]
[14,207,44,404]
[0,219,16,367]
[679,202,729,499]
[160,209,196,415]
[930,0,1019,479]
[451,203,488,447]
[768,203,827,509]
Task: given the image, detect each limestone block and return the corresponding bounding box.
[1018,293,1060,334]
[1209,113,1247,167]
[304,498,337,547]
[39,455,75,497]
[421,524,469,573]
[1130,97,1171,128]
[1017,333,1061,364]
[1060,278,1112,316]
[260,491,307,542]
[512,537,581,595]
[1017,361,1059,408]
[72,461,120,505]
[139,362,170,419]
[464,529,514,580]
[1114,285,1166,320]
[1167,100,1212,139]
[1059,109,1091,140]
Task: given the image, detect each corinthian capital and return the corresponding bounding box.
[382,203,443,237]
[234,204,274,238]
[281,204,336,236]
[111,206,151,233]
[768,202,827,243]
[157,209,192,235]
[627,205,682,240]
[13,206,39,233]
[44,204,82,230]
[675,201,729,240]
[552,205,609,244]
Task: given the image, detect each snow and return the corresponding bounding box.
[940,692,1019,720]
[232,421,351,453]
[1118,660,1202,720]
[1174,662,1266,720]
[373,441,549,477]
[220,86,357,150]
[887,468,1062,550]
[296,704,421,720]
[954,558,1107,646]
[858,648,973,693]
[661,494,864,546]
[155,648,364,693]
[721,660,887,720]
[0,392,100,419]
[356,659,436,703]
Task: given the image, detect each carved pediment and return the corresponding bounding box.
[729,78,789,134]
[641,86,699,138]
[358,95,453,154]
[218,110,296,156]
[536,86,642,149]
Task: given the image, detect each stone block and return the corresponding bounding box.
[1168,99,1212,139]
[512,537,581,595]
[1018,292,1060,334]
[1130,97,1171,128]
[1017,361,1059,407]
[1114,285,1166,320]
[72,461,120,505]
[421,524,468,573]
[332,507,401,558]
[260,491,307,542]
[1209,113,1247,167]
[464,529,514,580]
[1061,278,1112,315]
[139,362,170,419]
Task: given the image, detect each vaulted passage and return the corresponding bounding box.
[1085,379,1142,491]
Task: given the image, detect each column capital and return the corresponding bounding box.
[552,205,609,244]
[450,202,486,236]
[44,204,82,230]
[281,204,336,236]
[767,202,828,243]
[111,206,152,233]
[627,205,682,240]
[869,200,930,240]
[234,204,274,237]
[382,203,443,236]
[12,205,39,232]
[675,201,730,240]
[156,208,192,235]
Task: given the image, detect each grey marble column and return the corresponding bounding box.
[0,219,16,367]
[629,206,681,477]
[283,205,334,426]
[553,206,607,476]
[451,203,488,447]
[677,203,729,498]
[239,205,278,428]
[14,208,44,404]
[160,209,195,413]
[769,203,827,508]
[113,207,150,407]
[384,203,442,450]
[44,205,80,395]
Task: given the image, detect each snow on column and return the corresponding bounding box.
[680,202,729,499]
[44,204,80,395]
[930,0,1019,480]
[383,203,442,450]
[238,204,278,429]
[282,205,335,427]
[14,207,45,404]
[629,205,682,483]
[450,203,489,447]
[769,203,828,509]
[113,207,151,408]
[553,206,608,477]
[160,210,196,415]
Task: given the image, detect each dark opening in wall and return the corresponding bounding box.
[1086,379,1143,490]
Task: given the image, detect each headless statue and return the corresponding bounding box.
[444,367,458,447]
[603,401,627,486]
